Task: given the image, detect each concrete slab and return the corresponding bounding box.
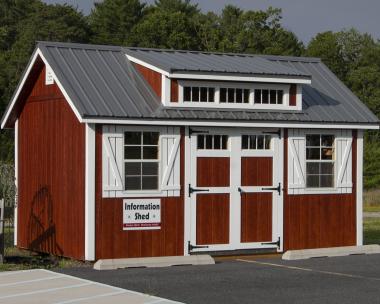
[0,269,184,304]
[94,255,215,270]
[282,245,380,260]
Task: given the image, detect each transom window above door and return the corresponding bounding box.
[124,131,159,191]
[197,134,228,150]
[306,134,335,188]
[242,135,272,150]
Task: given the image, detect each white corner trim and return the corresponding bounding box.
[85,123,96,261]
[126,55,170,76]
[356,130,363,246]
[14,119,18,246]
[1,48,83,129]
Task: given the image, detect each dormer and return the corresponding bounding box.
[126,48,310,112]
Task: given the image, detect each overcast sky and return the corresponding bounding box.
[42,0,380,43]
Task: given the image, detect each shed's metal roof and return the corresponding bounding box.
[1,41,379,128]
[125,47,311,78]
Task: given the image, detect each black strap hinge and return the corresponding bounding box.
[188,241,209,252]
[262,182,281,196]
[261,237,281,248]
[262,129,281,139]
[189,128,209,138]
[188,184,210,197]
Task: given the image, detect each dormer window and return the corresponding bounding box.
[184,86,215,103]
[254,89,283,105]
[220,88,250,104]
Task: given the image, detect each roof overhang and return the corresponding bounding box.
[126,54,312,85]
[1,47,83,129]
[82,117,380,130]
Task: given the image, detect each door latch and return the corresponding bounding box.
[188,184,210,197]
[262,182,281,196]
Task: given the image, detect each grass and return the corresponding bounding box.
[363,189,380,212]
[364,218,380,245]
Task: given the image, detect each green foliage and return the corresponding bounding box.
[0,0,378,188]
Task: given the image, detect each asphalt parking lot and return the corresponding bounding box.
[56,254,380,304]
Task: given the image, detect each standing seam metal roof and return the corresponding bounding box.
[1,41,379,127]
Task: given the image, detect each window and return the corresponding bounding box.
[197,135,228,150]
[220,88,249,103]
[184,86,215,103]
[306,134,335,188]
[124,131,159,191]
[254,89,283,105]
[242,135,271,150]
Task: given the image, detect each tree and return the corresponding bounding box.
[89,0,145,45]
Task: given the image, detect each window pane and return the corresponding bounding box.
[306,148,320,160]
[322,148,333,160]
[321,163,334,174]
[236,89,243,103]
[125,132,141,145]
[257,135,264,149]
[254,90,261,104]
[221,135,228,149]
[244,89,250,103]
[277,90,283,104]
[320,175,334,187]
[306,175,319,188]
[306,162,320,175]
[125,162,141,175]
[205,135,213,149]
[184,87,191,101]
[249,135,257,149]
[214,135,221,149]
[264,135,271,149]
[242,135,248,149]
[197,135,204,149]
[322,135,334,147]
[220,88,227,102]
[306,135,320,147]
[143,146,158,159]
[208,88,215,102]
[200,87,208,102]
[143,132,159,145]
[228,88,235,103]
[142,162,158,175]
[262,90,269,104]
[270,90,277,104]
[142,176,158,190]
[125,146,141,159]
[192,87,199,102]
[125,176,141,190]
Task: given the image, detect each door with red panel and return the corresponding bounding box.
[188,128,283,253]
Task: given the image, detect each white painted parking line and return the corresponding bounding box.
[0,275,61,287]
[0,282,92,300]
[237,259,380,281]
[0,269,185,304]
[53,290,127,304]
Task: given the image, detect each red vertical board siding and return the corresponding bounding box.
[17,64,85,260]
[171,79,178,103]
[134,63,162,98]
[289,84,297,106]
[95,126,185,259]
[241,157,272,186]
[283,129,357,251]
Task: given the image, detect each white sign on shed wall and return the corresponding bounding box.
[123,199,161,230]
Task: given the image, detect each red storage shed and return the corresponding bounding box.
[1,41,379,261]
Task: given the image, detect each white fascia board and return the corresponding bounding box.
[356,130,364,246]
[82,118,380,130]
[126,55,170,76]
[37,49,83,124]
[169,72,312,85]
[1,48,83,129]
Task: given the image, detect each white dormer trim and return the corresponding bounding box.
[126,55,312,85]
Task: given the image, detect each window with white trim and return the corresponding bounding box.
[197,135,228,150]
[306,134,335,188]
[124,131,159,190]
[242,135,271,150]
[220,88,250,103]
[254,89,283,104]
[183,86,215,103]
